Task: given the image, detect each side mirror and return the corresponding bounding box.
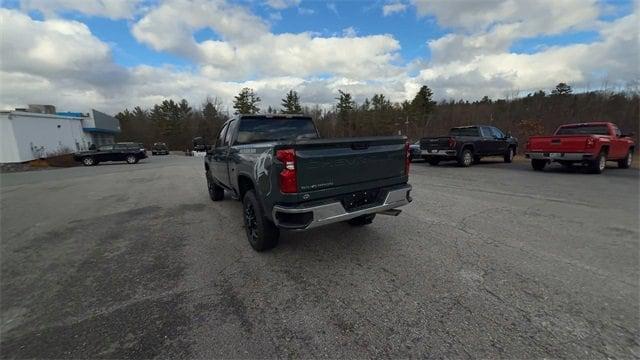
[505,131,512,138]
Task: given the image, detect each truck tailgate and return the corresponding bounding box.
[528,135,590,152]
[420,137,450,150]
[292,137,406,192]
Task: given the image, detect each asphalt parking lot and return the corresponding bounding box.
[1,155,638,358]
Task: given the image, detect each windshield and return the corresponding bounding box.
[555,125,609,135]
[236,117,319,145]
[449,127,479,137]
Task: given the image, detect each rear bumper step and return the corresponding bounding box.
[272,185,412,230]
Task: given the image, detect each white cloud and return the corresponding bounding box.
[298,7,314,15]
[0,7,406,113]
[265,0,300,10]
[0,0,637,115]
[416,10,640,100]
[0,9,127,87]
[132,0,402,80]
[412,0,599,35]
[19,0,143,19]
[382,2,407,16]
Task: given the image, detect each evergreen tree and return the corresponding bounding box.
[336,90,355,136]
[552,83,572,96]
[371,93,391,111]
[281,90,303,114]
[411,85,436,135]
[233,88,261,114]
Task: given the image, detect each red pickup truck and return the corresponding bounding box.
[525,122,635,173]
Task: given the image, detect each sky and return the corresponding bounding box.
[0,0,638,114]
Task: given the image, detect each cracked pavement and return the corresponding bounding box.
[1,155,638,358]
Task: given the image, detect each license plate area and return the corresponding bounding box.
[342,189,384,212]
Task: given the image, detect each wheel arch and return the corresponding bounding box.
[461,143,475,153]
[237,174,256,200]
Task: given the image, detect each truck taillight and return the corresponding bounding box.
[276,148,297,193]
[448,137,456,148]
[585,137,596,149]
[404,142,411,176]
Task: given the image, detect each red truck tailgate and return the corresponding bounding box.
[528,135,590,153]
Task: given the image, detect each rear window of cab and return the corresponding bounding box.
[556,125,609,135]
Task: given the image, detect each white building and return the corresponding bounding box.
[0,105,121,163]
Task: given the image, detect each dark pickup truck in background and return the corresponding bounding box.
[525,122,635,173]
[152,142,169,155]
[420,125,518,166]
[74,143,147,166]
[204,114,412,251]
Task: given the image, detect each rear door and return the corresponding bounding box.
[489,127,508,155]
[97,144,114,161]
[211,122,230,186]
[223,120,239,186]
[478,127,494,155]
[113,144,128,160]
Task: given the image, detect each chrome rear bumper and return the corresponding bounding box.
[525,152,592,161]
[421,149,457,156]
[272,185,412,230]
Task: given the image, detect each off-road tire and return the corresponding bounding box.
[243,190,279,251]
[207,174,224,201]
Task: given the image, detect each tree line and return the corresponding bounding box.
[115,83,639,152]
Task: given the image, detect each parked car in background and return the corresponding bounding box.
[420,125,518,167]
[152,142,169,155]
[205,114,412,251]
[525,122,635,173]
[409,141,421,161]
[73,143,147,166]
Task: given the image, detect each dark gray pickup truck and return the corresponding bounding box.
[420,125,518,167]
[204,114,412,251]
